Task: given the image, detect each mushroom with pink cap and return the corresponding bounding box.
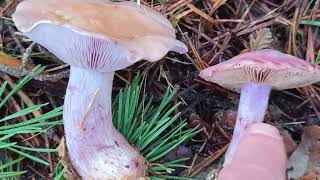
[199,49,320,165]
[12,0,187,179]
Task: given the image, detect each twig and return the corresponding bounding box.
[21,42,35,67]
[0,0,18,17]
[0,65,70,80]
[187,144,229,177]
[2,74,42,117]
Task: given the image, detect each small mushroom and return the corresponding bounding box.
[12,0,187,179]
[199,49,320,165]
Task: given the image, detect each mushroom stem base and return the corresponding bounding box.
[224,83,271,166]
[63,67,147,179]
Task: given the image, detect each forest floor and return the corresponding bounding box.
[0,0,320,179]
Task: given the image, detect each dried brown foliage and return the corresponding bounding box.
[0,0,319,179]
[249,28,274,51]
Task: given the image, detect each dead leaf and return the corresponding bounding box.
[57,137,81,180]
[300,170,320,180]
[249,28,274,51]
[287,125,320,179]
[57,137,67,160]
[0,53,22,67]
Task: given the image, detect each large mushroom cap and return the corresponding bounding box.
[12,0,187,72]
[200,49,320,92]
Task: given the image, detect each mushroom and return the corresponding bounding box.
[199,49,320,165]
[12,0,187,179]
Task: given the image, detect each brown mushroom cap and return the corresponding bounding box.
[199,49,320,92]
[12,0,187,71]
[13,0,175,40]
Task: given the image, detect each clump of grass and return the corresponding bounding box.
[113,73,198,179]
[0,157,25,179]
[0,65,63,179]
[54,162,67,180]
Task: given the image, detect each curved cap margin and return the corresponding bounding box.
[12,0,188,71]
[199,49,320,91]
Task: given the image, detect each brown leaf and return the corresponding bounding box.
[287,125,320,179]
[300,170,320,180]
[57,137,81,180]
[0,53,22,67]
[249,28,274,51]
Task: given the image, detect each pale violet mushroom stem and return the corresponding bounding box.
[64,66,146,179]
[224,83,272,165]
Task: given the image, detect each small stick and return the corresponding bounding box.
[2,74,42,117]
[21,42,35,67]
[187,144,229,177]
[0,0,18,17]
[0,64,70,80]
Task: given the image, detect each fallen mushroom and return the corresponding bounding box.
[12,0,187,179]
[199,49,320,165]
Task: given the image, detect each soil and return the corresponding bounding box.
[0,0,319,179]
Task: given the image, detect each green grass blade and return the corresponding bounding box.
[0,142,17,148]
[0,106,63,130]
[54,162,66,180]
[0,103,49,122]
[0,134,15,142]
[0,81,8,97]
[116,90,123,132]
[0,171,27,178]
[10,144,57,153]
[300,19,320,26]
[0,157,24,170]
[5,147,49,165]
[0,65,44,109]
